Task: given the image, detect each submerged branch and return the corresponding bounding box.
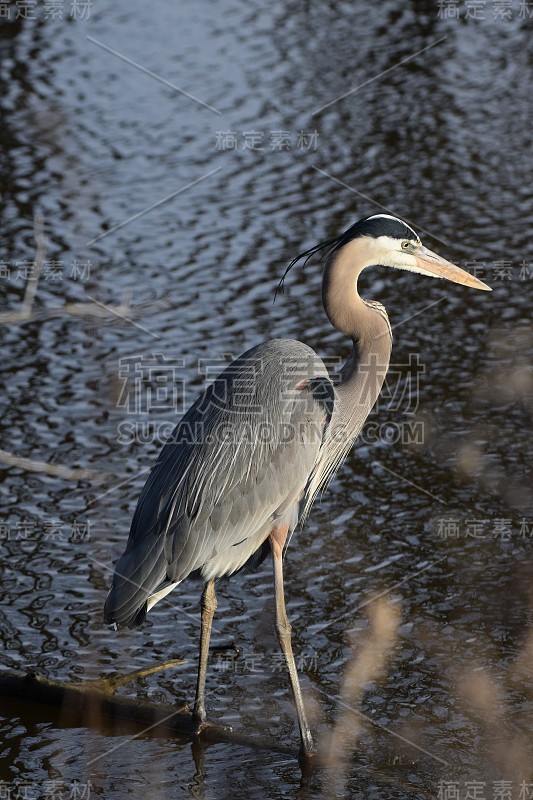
[0,447,102,482]
[0,212,167,328]
[0,300,161,326]
[0,669,297,758]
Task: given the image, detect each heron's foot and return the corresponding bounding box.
[192,710,233,738]
[193,718,233,738]
[298,747,319,773]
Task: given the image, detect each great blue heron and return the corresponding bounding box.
[104,214,490,758]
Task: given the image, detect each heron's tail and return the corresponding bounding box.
[103,540,168,630]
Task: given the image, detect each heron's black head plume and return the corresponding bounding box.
[274,214,420,303]
[274,233,341,304]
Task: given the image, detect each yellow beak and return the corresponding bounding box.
[414,246,492,291]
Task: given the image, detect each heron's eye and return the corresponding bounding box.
[401,241,411,250]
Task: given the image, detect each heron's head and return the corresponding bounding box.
[276,213,491,296]
[335,214,491,290]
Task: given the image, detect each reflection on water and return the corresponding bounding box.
[0,1,531,797]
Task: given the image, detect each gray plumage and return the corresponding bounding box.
[103,212,490,757]
[104,339,335,628]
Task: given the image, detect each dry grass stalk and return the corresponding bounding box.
[320,596,400,793]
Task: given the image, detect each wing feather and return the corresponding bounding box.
[104,339,334,628]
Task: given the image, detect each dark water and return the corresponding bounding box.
[0,1,531,798]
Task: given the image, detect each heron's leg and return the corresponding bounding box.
[270,528,314,758]
[193,578,217,727]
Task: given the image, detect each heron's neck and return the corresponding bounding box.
[322,241,392,399]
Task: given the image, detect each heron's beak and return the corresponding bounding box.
[414,246,492,291]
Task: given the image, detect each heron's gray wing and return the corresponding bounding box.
[104,339,334,628]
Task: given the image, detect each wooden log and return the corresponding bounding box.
[0,669,297,758]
